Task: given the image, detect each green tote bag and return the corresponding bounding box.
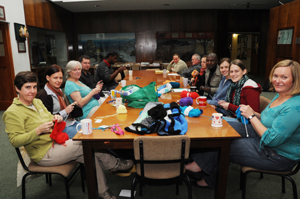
[121,81,158,108]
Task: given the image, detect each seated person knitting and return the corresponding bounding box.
[37,64,79,139]
[64,60,103,120]
[185,59,300,189]
[207,58,232,116]
[94,52,126,91]
[218,59,261,117]
[3,71,133,199]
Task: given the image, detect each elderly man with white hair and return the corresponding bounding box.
[181,54,202,79]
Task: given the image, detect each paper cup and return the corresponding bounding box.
[183,78,190,87]
[211,113,223,127]
[129,70,133,76]
[76,119,92,134]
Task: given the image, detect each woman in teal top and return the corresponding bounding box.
[64,60,103,119]
[185,60,300,188]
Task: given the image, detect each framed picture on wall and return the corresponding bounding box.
[277,28,294,44]
[18,41,26,53]
[0,6,5,21]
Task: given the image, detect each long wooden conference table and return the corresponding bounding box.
[73,70,241,199]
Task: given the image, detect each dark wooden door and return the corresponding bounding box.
[0,22,16,110]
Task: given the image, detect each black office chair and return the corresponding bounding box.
[131,135,192,199]
[16,147,85,199]
[240,162,300,199]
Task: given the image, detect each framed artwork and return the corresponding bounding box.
[0,6,5,21]
[277,28,294,45]
[18,41,26,53]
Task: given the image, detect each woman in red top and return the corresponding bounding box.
[218,59,261,116]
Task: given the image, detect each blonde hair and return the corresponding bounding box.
[65,60,82,78]
[269,60,300,95]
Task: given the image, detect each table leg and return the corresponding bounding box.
[214,140,232,199]
[82,141,98,199]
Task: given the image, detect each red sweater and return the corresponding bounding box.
[228,79,262,113]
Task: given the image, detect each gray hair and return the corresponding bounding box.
[207,53,218,61]
[193,54,201,61]
[65,60,82,78]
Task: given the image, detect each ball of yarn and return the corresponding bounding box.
[179,97,193,106]
[180,90,199,99]
[189,109,203,117]
[170,82,180,88]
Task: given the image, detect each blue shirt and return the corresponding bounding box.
[64,80,99,120]
[260,93,300,161]
[207,76,232,106]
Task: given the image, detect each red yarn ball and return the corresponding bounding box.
[180,91,199,99]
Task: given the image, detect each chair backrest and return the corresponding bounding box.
[15,147,30,172]
[134,135,190,161]
[260,96,271,112]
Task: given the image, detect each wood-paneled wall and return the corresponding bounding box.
[74,10,268,64]
[22,0,269,71]
[266,0,300,80]
[23,0,76,59]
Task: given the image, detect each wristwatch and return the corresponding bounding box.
[248,114,256,120]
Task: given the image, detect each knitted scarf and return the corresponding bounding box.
[47,82,67,110]
[226,75,249,105]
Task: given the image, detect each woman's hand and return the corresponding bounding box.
[191,78,195,83]
[218,100,229,110]
[65,102,76,114]
[211,105,216,109]
[239,105,254,119]
[53,115,63,123]
[35,121,53,135]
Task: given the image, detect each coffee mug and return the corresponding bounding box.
[76,119,92,135]
[211,113,223,127]
[196,96,207,107]
[183,78,191,87]
[129,70,133,76]
[163,69,167,74]
[119,80,126,87]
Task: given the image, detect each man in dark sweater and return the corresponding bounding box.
[94,52,126,91]
[79,55,105,97]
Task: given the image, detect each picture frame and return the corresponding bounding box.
[18,41,26,53]
[277,27,294,45]
[0,6,5,21]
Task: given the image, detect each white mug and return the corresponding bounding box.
[211,113,223,127]
[119,80,126,87]
[76,119,92,135]
[129,70,133,76]
[163,69,167,74]
[183,78,191,87]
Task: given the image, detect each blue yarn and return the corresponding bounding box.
[180,106,188,113]
[188,109,203,117]
[157,93,161,97]
[169,82,180,88]
[236,107,249,124]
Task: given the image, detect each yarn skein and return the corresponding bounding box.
[179,97,193,106]
[180,90,199,99]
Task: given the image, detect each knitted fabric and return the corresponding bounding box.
[235,107,249,124]
[50,121,69,145]
[226,75,249,105]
